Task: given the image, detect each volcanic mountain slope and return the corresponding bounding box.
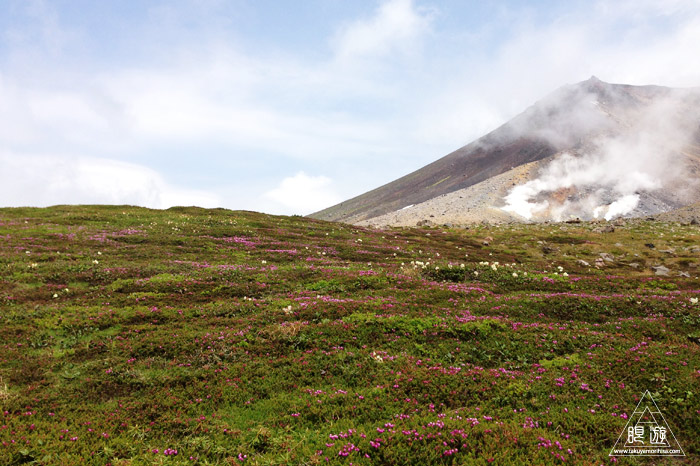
[357,159,546,227]
[311,77,700,226]
[657,201,700,223]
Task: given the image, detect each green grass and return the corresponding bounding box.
[0,205,699,465]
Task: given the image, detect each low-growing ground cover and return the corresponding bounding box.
[1,205,698,465]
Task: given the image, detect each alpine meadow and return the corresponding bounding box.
[1,205,698,464]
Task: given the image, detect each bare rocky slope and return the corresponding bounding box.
[657,201,700,223]
[357,160,544,227]
[310,77,700,226]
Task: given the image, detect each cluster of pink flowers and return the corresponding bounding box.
[337,443,360,456]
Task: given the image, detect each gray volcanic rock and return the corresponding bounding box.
[652,265,670,276]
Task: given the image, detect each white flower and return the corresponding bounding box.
[512,272,518,278]
[283,305,293,315]
[52,293,58,298]
[261,260,267,264]
[562,272,569,277]
[691,297,699,304]
[92,259,99,264]
[371,351,383,363]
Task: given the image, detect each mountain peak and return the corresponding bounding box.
[578,75,609,92]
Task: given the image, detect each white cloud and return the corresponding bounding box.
[0,153,220,208]
[414,0,700,149]
[332,0,432,62]
[264,172,341,215]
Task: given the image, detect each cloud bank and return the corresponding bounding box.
[265,172,342,215]
[0,153,220,209]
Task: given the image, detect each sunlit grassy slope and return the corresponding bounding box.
[1,205,699,465]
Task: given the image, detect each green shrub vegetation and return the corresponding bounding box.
[0,205,698,465]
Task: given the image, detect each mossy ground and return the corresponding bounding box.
[1,206,699,465]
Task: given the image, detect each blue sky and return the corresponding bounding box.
[2,0,700,214]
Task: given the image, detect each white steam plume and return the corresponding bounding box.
[502,84,700,221]
[599,194,640,220]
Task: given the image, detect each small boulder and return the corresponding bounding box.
[576,259,590,267]
[651,265,670,276]
[599,253,615,262]
[593,224,615,233]
[541,243,557,254]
